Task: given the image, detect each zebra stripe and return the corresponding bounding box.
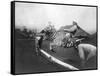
[49,30,58,40]
[42,25,58,41]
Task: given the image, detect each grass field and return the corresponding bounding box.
[15,38,70,74]
[14,30,97,74]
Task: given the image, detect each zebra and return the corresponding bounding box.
[39,25,60,52]
[42,26,67,52]
[43,25,57,41]
[40,25,73,52]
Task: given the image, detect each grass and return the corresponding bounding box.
[14,30,97,74]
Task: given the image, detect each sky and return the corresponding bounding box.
[15,2,97,34]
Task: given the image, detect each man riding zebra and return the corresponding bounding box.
[37,21,81,52]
